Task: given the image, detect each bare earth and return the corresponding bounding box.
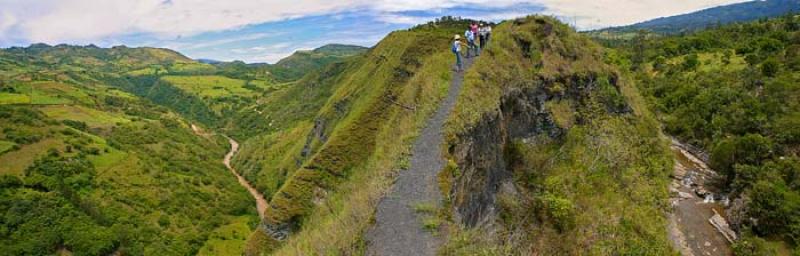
[223,136,268,219]
[365,57,473,256]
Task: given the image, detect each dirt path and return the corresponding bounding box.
[191,124,267,219]
[668,139,733,256]
[365,57,474,255]
[223,136,268,219]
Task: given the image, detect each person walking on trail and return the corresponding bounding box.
[452,35,465,72]
[485,24,492,45]
[479,23,488,50]
[470,22,480,54]
[464,28,476,58]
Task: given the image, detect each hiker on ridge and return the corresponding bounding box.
[464,28,476,58]
[485,23,492,45]
[470,22,480,54]
[452,35,465,72]
[479,23,489,50]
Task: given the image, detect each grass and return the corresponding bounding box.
[412,202,438,214]
[161,75,269,99]
[197,216,255,256]
[249,26,458,255]
[0,140,17,154]
[438,16,674,255]
[0,138,64,176]
[39,105,130,128]
[0,93,30,104]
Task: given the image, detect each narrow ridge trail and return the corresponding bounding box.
[366,56,474,256]
[223,136,269,219]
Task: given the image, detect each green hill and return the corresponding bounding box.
[0,73,257,254]
[231,16,675,255]
[263,44,368,82]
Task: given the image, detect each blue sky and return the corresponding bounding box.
[0,0,747,63]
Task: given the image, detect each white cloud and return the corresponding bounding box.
[0,0,749,45]
[533,0,750,30]
[1,0,366,44]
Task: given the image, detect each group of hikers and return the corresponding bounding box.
[452,22,492,72]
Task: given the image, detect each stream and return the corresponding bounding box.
[668,139,734,256]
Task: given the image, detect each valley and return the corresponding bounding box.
[1,1,799,255]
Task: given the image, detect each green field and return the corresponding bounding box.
[161,75,270,99]
[197,216,255,256]
[39,105,130,128]
[0,138,64,175]
[0,92,29,104]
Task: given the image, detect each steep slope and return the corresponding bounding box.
[239,18,472,255]
[594,0,800,35]
[439,16,674,254]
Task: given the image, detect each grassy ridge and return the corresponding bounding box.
[440,16,673,255]
[241,19,470,254]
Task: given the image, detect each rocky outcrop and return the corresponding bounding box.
[447,71,630,229]
[449,85,563,227]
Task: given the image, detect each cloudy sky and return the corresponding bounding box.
[0,0,748,63]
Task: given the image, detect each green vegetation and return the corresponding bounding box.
[0,42,263,254]
[161,75,269,99]
[239,18,471,255]
[440,16,673,255]
[610,14,800,254]
[267,44,368,82]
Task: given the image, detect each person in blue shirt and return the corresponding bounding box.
[451,35,465,72]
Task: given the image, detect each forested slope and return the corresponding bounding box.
[613,14,800,255]
[0,46,258,254]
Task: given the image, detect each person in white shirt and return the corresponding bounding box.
[479,23,488,50]
[464,29,477,58]
[451,35,465,72]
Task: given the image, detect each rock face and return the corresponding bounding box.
[449,85,566,227]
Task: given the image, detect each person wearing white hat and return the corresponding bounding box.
[451,35,465,72]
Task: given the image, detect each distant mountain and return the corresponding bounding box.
[197,44,368,82]
[197,58,223,64]
[267,44,368,82]
[596,0,800,34]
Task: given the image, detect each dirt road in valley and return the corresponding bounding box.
[191,124,267,219]
[223,136,268,219]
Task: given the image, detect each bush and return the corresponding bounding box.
[538,194,576,232]
[733,235,778,256]
[710,134,773,184]
[761,58,781,77]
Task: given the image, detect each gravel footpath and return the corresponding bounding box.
[366,57,474,256]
